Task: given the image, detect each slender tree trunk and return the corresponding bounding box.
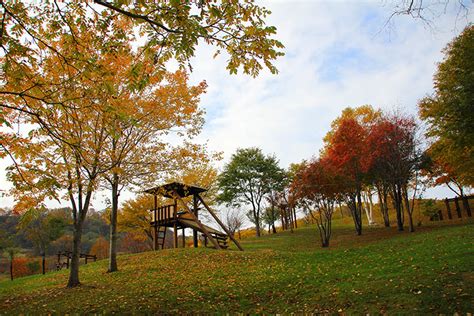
[348,194,362,236]
[42,252,46,275]
[9,254,13,281]
[67,221,83,288]
[338,201,343,218]
[393,185,404,231]
[403,185,415,232]
[272,223,276,234]
[377,186,390,227]
[293,207,297,228]
[356,190,363,235]
[253,207,261,237]
[108,172,119,273]
[383,189,390,227]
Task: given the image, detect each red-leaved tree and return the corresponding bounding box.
[324,118,369,235]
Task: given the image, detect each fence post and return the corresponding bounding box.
[462,196,472,217]
[454,197,462,218]
[444,199,453,220]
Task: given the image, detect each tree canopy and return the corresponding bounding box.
[418,25,474,187]
[218,148,286,237]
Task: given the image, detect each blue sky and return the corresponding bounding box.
[0,0,472,209]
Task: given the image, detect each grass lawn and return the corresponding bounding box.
[0,220,473,314]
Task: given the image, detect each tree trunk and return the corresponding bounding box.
[272,223,276,234]
[42,253,46,275]
[377,186,390,227]
[67,221,83,288]
[108,172,119,273]
[403,185,414,232]
[393,185,404,231]
[9,254,13,281]
[356,191,363,235]
[293,207,298,228]
[254,208,261,237]
[348,194,362,236]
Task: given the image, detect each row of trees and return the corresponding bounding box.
[291,25,473,247]
[291,107,422,246]
[216,25,473,247]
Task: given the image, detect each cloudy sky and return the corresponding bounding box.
[0,0,472,209]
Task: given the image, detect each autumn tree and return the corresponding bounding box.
[419,25,474,187]
[421,154,472,214]
[365,114,421,232]
[3,9,144,287]
[99,68,207,273]
[324,105,381,227]
[291,158,340,247]
[324,117,368,235]
[218,148,286,237]
[118,194,157,250]
[90,236,109,260]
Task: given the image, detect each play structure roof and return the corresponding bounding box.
[144,182,207,198]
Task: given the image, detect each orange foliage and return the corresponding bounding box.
[12,258,30,278]
[90,237,109,260]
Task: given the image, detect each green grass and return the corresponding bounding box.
[1,220,473,314]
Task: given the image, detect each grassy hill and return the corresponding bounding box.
[1,220,473,314]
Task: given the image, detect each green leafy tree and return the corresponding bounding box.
[218,148,286,237]
[419,25,474,186]
[17,208,67,256]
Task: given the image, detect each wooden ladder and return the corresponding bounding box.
[157,227,167,249]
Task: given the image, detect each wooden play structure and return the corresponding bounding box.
[144,182,243,251]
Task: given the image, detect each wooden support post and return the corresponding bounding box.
[154,195,158,251]
[438,209,444,221]
[454,197,462,218]
[444,199,453,220]
[172,192,221,250]
[182,228,186,248]
[173,222,178,249]
[462,196,472,217]
[193,194,199,248]
[198,196,244,251]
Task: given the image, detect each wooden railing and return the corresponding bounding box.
[151,204,176,224]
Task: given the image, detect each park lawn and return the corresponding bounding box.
[0,221,473,314]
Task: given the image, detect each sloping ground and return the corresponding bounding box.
[0,221,473,314]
